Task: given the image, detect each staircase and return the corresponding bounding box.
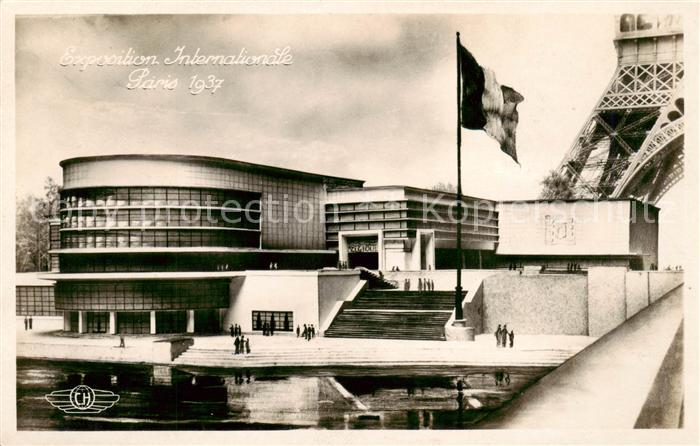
[323,290,459,341]
[356,267,398,290]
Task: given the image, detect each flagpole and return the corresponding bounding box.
[455,31,464,321]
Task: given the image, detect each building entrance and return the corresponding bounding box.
[346,236,379,269]
[348,252,379,270]
[194,309,221,334]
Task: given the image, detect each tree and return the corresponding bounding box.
[540,170,578,200]
[16,177,61,272]
[431,182,457,193]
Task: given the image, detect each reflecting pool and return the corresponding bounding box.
[17,359,550,430]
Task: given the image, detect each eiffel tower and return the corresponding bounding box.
[555,14,684,204]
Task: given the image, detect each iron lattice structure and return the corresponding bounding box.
[556,14,684,204]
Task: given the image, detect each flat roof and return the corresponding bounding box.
[327,185,496,202]
[498,198,659,210]
[60,154,364,187]
[16,272,55,286]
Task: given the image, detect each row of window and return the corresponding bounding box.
[58,251,336,273]
[326,220,409,233]
[61,187,261,209]
[327,211,407,223]
[60,229,260,249]
[16,286,60,316]
[251,311,294,331]
[60,208,260,230]
[326,201,404,213]
[55,280,230,311]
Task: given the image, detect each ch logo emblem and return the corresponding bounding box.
[45,385,119,414]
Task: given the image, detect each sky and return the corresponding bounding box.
[15,14,617,200]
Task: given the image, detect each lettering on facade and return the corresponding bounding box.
[544,215,575,245]
[347,240,378,253]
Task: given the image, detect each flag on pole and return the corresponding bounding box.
[459,43,524,164]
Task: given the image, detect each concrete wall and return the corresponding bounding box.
[224,271,320,332]
[649,271,684,302]
[317,270,361,329]
[383,269,501,291]
[629,201,659,269]
[588,267,627,337]
[464,280,484,333]
[482,274,588,335]
[497,201,631,256]
[625,271,650,319]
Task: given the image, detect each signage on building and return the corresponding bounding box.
[545,215,575,245]
[347,239,378,253]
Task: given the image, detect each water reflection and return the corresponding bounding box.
[17,359,549,430]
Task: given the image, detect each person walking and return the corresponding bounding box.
[302,324,307,340]
[119,336,125,348]
[501,324,508,347]
[270,317,275,336]
[311,324,315,338]
[229,324,235,337]
[495,325,502,347]
[24,316,28,331]
[296,324,300,338]
[240,335,246,354]
[234,335,240,355]
[508,330,515,348]
[245,337,251,354]
[418,278,423,292]
[28,316,33,330]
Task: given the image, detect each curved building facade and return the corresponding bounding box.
[52,155,363,334]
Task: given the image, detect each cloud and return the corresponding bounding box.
[16,14,615,202]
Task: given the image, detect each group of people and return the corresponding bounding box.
[567,262,582,272]
[22,316,33,330]
[233,334,251,355]
[297,324,316,340]
[494,371,511,386]
[401,278,435,291]
[216,264,230,271]
[261,321,276,336]
[337,261,349,269]
[494,324,515,348]
[268,262,279,270]
[229,323,242,337]
[507,262,522,270]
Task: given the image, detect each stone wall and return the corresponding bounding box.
[482,274,588,335]
[588,267,627,337]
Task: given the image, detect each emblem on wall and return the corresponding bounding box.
[45,385,120,414]
[544,215,575,245]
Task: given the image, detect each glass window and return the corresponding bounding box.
[116,188,129,206]
[251,311,293,331]
[142,188,155,206]
[130,188,142,206]
[153,188,167,206]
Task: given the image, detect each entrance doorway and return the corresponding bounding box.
[346,236,379,269]
[194,309,221,334]
[348,252,379,269]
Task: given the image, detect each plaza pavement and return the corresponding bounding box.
[16,317,596,369]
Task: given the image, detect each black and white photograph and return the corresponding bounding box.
[1,2,698,445]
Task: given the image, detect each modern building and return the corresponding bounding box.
[325,186,499,271]
[495,199,659,270]
[50,154,363,334]
[28,154,661,335]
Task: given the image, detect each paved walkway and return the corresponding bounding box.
[16,318,595,369]
[478,285,684,428]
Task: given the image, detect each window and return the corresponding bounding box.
[86,312,109,333]
[251,311,294,331]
